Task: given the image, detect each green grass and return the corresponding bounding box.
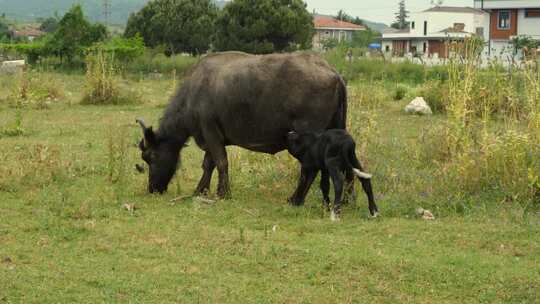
[0,71,539,303]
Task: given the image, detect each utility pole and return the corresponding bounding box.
[102,0,111,26]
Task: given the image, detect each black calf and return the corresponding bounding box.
[286,129,379,220]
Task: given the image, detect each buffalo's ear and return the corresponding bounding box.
[144,127,157,147]
[136,118,157,148]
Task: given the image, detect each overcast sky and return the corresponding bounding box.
[304,0,474,24]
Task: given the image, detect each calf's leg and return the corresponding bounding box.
[343,169,356,204]
[288,167,317,206]
[359,178,379,217]
[320,170,331,210]
[328,167,345,221]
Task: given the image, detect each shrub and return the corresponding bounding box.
[420,39,540,207]
[323,48,445,85]
[125,51,199,74]
[3,70,63,109]
[81,48,141,105]
[348,81,391,109]
[88,36,145,63]
[0,110,24,138]
[393,84,408,101]
[415,81,447,113]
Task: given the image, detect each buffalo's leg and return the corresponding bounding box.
[343,169,356,204]
[194,152,216,195]
[288,167,317,206]
[329,167,345,221]
[202,124,230,199]
[320,170,331,210]
[360,177,379,217]
[213,147,230,199]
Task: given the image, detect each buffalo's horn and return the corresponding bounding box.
[353,168,372,179]
[135,164,145,173]
[136,118,148,131]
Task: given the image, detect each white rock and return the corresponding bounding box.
[405,97,433,115]
[0,60,26,75]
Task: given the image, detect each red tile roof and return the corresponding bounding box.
[313,16,366,30]
[13,28,45,38]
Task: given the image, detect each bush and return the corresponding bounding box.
[393,84,408,101]
[2,70,64,109]
[420,40,540,207]
[88,36,145,63]
[125,51,199,74]
[348,81,391,109]
[81,49,141,105]
[324,48,445,85]
[415,81,447,113]
[0,42,48,64]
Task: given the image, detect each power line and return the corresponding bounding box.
[102,0,111,25]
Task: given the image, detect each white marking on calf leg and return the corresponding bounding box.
[330,210,340,222]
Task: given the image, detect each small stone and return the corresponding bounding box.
[122,203,136,212]
[405,97,433,115]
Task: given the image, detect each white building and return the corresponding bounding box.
[473,0,540,57]
[381,6,489,58]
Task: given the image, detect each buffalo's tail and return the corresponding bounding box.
[330,75,348,130]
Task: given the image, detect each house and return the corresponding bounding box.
[381,6,489,58]
[11,28,45,42]
[473,0,540,57]
[312,15,366,50]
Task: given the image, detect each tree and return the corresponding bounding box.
[39,15,60,33]
[0,18,9,38]
[46,5,108,61]
[351,28,381,48]
[335,10,364,26]
[213,0,314,54]
[124,0,217,55]
[391,0,409,30]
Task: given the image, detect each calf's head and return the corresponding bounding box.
[286,131,316,159]
[136,118,181,194]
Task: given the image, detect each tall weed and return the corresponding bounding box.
[81,49,142,105]
[425,39,540,207]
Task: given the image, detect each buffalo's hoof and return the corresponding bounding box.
[288,196,304,206]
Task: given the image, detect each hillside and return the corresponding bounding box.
[361,20,388,33]
[0,0,228,25]
[0,0,148,24]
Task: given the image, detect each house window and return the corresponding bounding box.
[498,11,511,29]
[411,21,415,29]
[525,9,540,18]
[423,42,427,53]
[423,21,427,36]
[385,45,390,52]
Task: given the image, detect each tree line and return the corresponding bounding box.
[1,0,383,65]
[124,0,314,55]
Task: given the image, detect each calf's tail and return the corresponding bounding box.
[343,142,379,216]
[343,142,372,180]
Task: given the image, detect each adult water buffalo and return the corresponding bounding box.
[137,51,351,205]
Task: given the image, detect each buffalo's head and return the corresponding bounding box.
[136,118,181,194]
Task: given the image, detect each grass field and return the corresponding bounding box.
[0,70,539,303]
